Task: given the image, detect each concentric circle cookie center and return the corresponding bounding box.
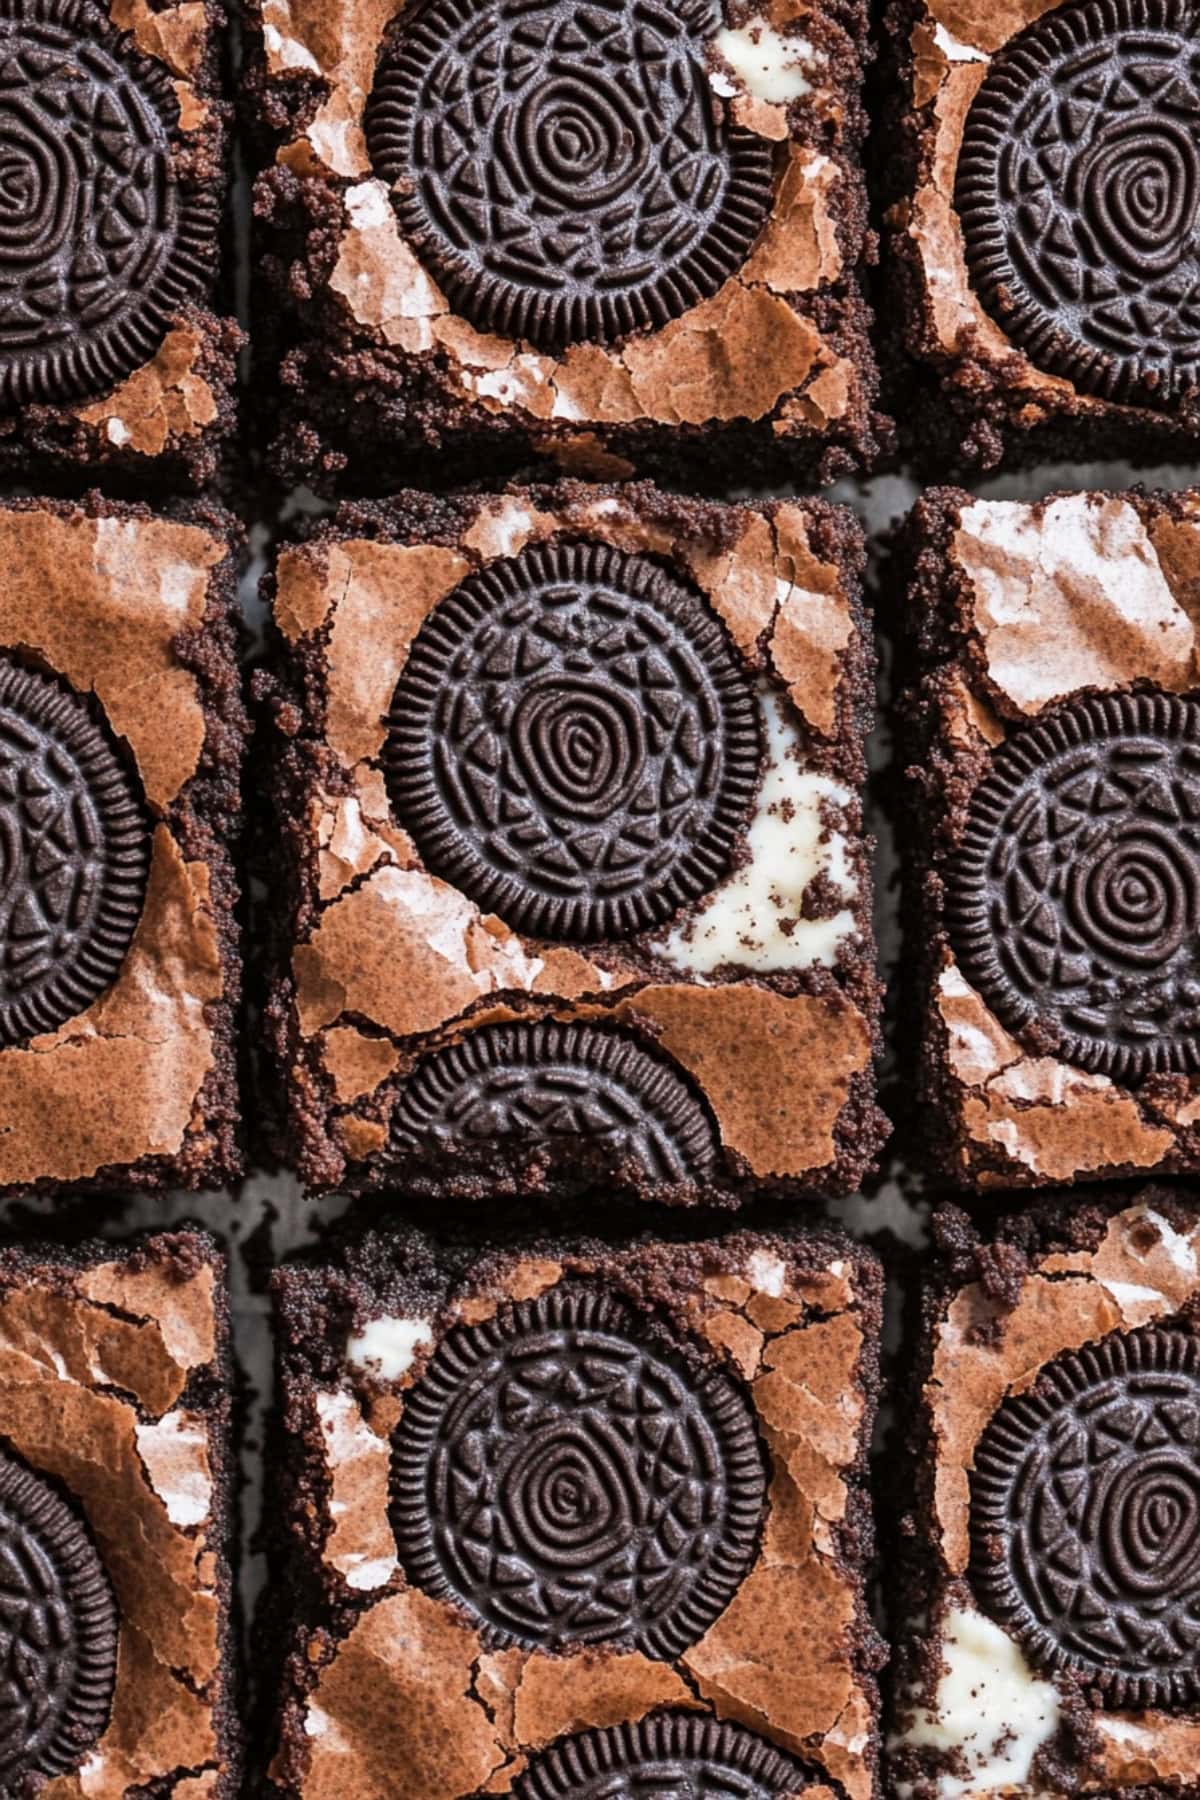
[391,1289,765,1655]
[956,0,1200,407]
[385,540,761,944]
[946,691,1200,1080]
[365,0,775,348]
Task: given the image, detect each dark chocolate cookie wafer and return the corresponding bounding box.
[957,0,1200,407]
[946,691,1200,1080]
[516,1713,811,1799]
[386,540,760,943]
[391,1286,765,1655]
[365,0,774,349]
[0,0,218,405]
[0,1449,118,1783]
[972,1326,1200,1709]
[388,1019,720,1183]
[0,657,151,1045]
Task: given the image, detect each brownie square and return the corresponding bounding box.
[0,1,239,491]
[246,0,887,492]
[0,493,245,1196]
[0,1227,239,1797]
[899,484,1200,1192]
[263,1221,883,1800]
[891,1191,1200,1800]
[882,0,1200,471]
[261,480,885,1204]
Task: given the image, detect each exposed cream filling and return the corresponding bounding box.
[894,1608,1060,1798]
[655,686,857,975]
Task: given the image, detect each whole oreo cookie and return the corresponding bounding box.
[389,1020,719,1183]
[515,1713,808,1799]
[946,691,1200,1080]
[365,0,774,349]
[0,658,150,1044]
[391,1287,765,1656]
[956,0,1200,408]
[972,1328,1200,1708]
[0,1450,118,1783]
[386,541,760,943]
[0,0,216,405]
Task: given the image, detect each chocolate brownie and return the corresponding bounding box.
[0,1226,240,1798]
[0,492,245,1196]
[0,0,240,491]
[897,484,1200,1192]
[245,0,888,492]
[263,1220,884,1800]
[882,0,1200,471]
[259,480,885,1204]
[890,1190,1200,1800]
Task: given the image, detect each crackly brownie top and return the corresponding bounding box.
[0,0,217,407]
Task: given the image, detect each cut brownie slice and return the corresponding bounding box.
[891,1191,1200,1800]
[0,0,240,490]
[882,0,1200,470]
[0,493,245,1196]
[245,0,888,491]
[260,480,885,1203]
[0,1227,239,1797]
[898,484,1200,1191]
[264,1221,884,1800]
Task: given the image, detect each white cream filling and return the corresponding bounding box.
[746,1250,787,1297]
[1143,1207,1199,1276]
[932,22,987,63]
[134,1412,212,1529]
[713,21,817,101]
[655,686,857,975]
[346,1315,433,1382]
[894,1608,1060,1798]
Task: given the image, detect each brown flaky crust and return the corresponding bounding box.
[0,1225,241,1800]
[889,1190,1200,1800]
[261,1218,884,1800]
[879,0,1200,473]
[0,0,242,493]
[243,0,890,493]
[895,483,1200,1192]
[254,478,887,1204]
[0,492,247,1197]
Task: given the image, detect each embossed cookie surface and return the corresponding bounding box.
[0,0,215,404]
[365,0,774,348]
[0,1450,118,1783]
[386,541,760,942]
[972,1328,1200,1707]
[0,657,150,1044]
[391,1287,765,1655]
[946,692,1200,1079]
[957,0,1200,407]
[388,1020,720,1183]
[514,1714,808,1799]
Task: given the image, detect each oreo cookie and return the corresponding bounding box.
[365,0,774,349]
[972,1327,1200,1709]
[956,0,1200,407]
[0,1450,118,1783]
[946,691,1200,1080]
[515,1713,809,1799]
[0,0,216,404]
[386,540,760,943]
[388,1020,720,1184]
[0,657,151,1045]
[391,1286,765,1656]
